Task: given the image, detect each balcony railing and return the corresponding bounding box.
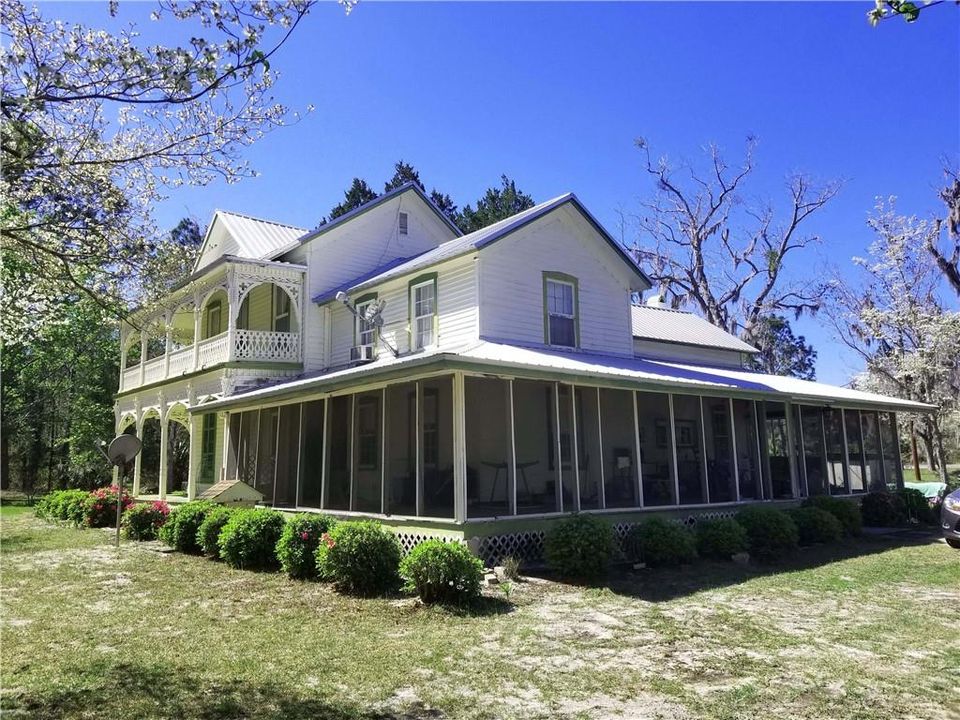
[120,330,301,391]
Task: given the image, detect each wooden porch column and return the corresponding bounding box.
[118,330,128,392]
[186,387,199,500]
[192,292,202,371]
[163,311,173,378]
[452,372,467,524]
[158,404,169,501]
[227,267,238,363]
[138,330,148,386]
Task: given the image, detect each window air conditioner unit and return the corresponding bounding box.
[350,344,375,363]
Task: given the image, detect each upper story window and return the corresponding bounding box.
[410,275,437,350]
[399,212,409,236]
[355,295,377,349]
[273,286,291,333]
[543,272,579,348]
[205,300,223,337]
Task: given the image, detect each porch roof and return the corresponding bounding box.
[194,340,932,413]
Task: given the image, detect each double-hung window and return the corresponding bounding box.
[356,297,376,350]
[544,274,578,348]
[273,286,291,333]
[410,277,437,350]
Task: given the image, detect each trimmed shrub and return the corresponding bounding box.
[695,518,749,560]
[543,514,616,579]
[790,506,843,546]
[315,521,401,596]
[36,489,89,525]
[897,488,935,525]
[276,514,336,579]
[218,508,287,570]
[860,492,907,528]
[735,506,799,562]
[197,505,236,559]
[123,501,170,541]
[623,517,697,567]
[84,485,134,528]
[803,496,862,536]
[400,540,484,605]
[158,500,218,553]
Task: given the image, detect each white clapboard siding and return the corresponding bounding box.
[478,205,635,356]
[243,284,273,331]
[325,256,478,368]
[633,339,748,368]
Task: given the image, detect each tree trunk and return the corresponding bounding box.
[920,430,937,471]
[0,430,9,491]
[910,424,922,484]
[930,420,950,485]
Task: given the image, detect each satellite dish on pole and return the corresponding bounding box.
[107,434,142,466]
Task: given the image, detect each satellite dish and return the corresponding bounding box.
[106,434,142,466]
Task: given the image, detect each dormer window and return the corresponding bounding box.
[399,212,408,236]
[543,272,579,348]
[355,295,377,350]
[409,274,437,350]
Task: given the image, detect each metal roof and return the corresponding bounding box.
[315,192,651,302]
[215,211,308,260]
[632,305,759,354]
[197,340,930,413]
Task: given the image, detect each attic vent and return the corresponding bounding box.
[399,212,408,236]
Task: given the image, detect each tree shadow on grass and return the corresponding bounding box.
[6,660,447,720]
[522,528,946,603]
[602,528,946,602]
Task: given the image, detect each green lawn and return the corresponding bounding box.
[2,507,958,720]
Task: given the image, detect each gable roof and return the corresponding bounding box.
[631,305,759,354]
[193,211,307,272]
[266,182,463,261]
[313,192,652,303]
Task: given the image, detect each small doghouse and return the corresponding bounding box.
[197,479,264,507]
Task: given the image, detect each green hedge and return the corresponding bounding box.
[400,540,483,605]
[735,506,799,562]
[543,514,616,579]
[790,506,843,546]
[315,521,401,596]
[624,517,698,567]
[197,506,236,559]
[158,501,218,553]
[218,508,287,570]
[35,489,89,525]
[803,496,862,536]
[695,518,749,560]
[276,514,336,579]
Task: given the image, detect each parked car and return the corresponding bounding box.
[942,488,960,549]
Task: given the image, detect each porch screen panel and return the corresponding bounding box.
[513,379,559,514]
[760,401,793,499]
[600,388,638,509]
[255,407,279,501]
[353,391,382,513]
[422,376,454,518]
[861,411,884,491]
[225,412,242,482]
[732,399,762,500]
[385,382,416,516]
[465,377,511,518]
[274,404,300,507]
[575,388,602,510]
[800,407,828,496]
[636,391,675,506]
[325,395,351,510]
[237,410,259,486]
[702,396,735,503]
[673,394,706,505]
[844,410,866,493]
[823,408,848,494]
[879,412,902,489]
[298,400,325,508]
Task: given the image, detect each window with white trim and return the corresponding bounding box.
[399,212,408,236]
[546,277,576,347]
[356,299,376,349]
[411,279,436,350]
[273,286,291,333]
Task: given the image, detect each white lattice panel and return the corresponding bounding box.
[394,531,463,556]
[234,329,301,363]
[474,530,546,566]
[197,333,229,367]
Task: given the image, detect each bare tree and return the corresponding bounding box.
[630,137,841,345]
[929,169,960,296]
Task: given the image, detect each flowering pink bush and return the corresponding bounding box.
[83,485,134,528]
[123,500,171,541]
[276,514,336,579]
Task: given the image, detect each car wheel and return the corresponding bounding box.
[947,538,960,549]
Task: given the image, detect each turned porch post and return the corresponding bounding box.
[138,330,148,386]
[158,399,169,501]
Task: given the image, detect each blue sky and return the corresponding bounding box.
[60,1,959,384]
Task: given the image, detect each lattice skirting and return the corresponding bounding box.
[470,509,740,566]
[393,531,464,556]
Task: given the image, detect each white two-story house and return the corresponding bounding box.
[115,183,927,561]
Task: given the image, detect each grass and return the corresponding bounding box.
[903,463,960,490]
[2,507,959,720]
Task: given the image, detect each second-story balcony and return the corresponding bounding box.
[119,257,306,393]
